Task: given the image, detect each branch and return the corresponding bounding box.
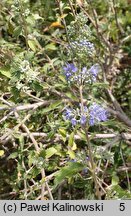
[0,101,52,112]
[0,99,54,200]
[112,0,124,35]
[1,132,131,145]
[107,106,131,128]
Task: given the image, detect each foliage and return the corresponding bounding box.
[0,0,131,200]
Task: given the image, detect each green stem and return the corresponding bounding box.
[79,85,101,200]
[19,0,29,50]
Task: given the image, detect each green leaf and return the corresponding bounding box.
[45,147,57,159]
[39,150,46,158]
[31,80,43,92]
[111,173,119,186]
[28,40,37,52]
[58,75,67,83]
[13,26,22,37]
[58,128,67,138]
[58,128,67,142]
[8,19,14,34]
[50,101,62,109]
[68,132,74,147]
[54,162,84,187]
[28,151,36,167]
[42,101,61,114]
[45,43,57,51]
[30,167,41,179]
[93,82,109,88]
[65,92,78,101]
[68,132,77,158]
[0,150,4,157]
[68,132,77,150]
[8,152,18,159]
[67,149,76,159]
[33,14,43,20]
[0,66,11,78]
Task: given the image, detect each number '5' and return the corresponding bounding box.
[119,203,125,211]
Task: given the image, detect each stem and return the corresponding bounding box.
[79,85,101,199]
[84,130,101,199]
[56,0,70,44]
[120,144,131,192]
[68,0,76,17]
[112,0,124,36]
[19,0,29,50]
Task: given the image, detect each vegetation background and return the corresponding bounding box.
[0,0,131,200]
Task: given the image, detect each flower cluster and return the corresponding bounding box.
[70,40,95,56]
[67,12,95,58]
[89,103,108,126]
[64,106,88,126]
[10,55,39,91]
[63,63,100,84]
[64,103,108,126]
[64,108,77,126]
[63,63,78,81]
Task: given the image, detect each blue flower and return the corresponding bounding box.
[83,106,88,112]
[89,103,108,126]
[64,108,77,126]
[63,63,78,80]
[89,117,95,126]
[89,64,100,81]
[79,40,94,50]
[86,156,89,161]
[64,108,74,120]
[71,118,77,126]
[80,115,87,125]
[81,67,87,74]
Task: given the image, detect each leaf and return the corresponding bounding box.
[13,26,22,37]
[58,128,67,138]
[28,151,36,167]
[39,150,46,158]
[67,149,76,159]
[65,92,78,101]
[58,128,67,142]
[111,173,119,186]
[50,21,64,28]
[42,101,61,114]
[8,152,18,160]
[50,101,62,109]
[8,19,14,34]
[68,132,77,150]
[45,147,57,159]
[0,150,4,157]
[0,66,11,78]
[54,162,84,187]
[33,14,43,20]
[72,142,77,150]
[45,43,57,51]
[58,75,67,83]
[31,80,43,92]
[28,40,37,52]
[68,132,77,158]
[30,167,41,179]
[93,82,109,88]
[68,132,74,147]
[60,14,68,19]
